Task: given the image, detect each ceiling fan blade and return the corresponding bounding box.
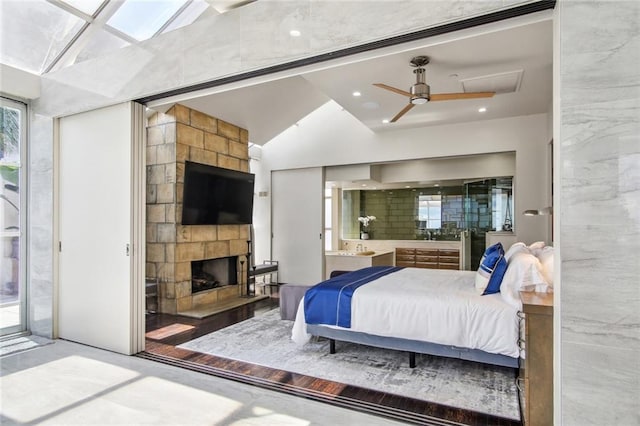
[430,92,495,101]
[373,83,412,98]
[390,103,415,122]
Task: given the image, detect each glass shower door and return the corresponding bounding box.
[463,179,492,270]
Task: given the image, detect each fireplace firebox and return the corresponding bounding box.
[191,256,238,294]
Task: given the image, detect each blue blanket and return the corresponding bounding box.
[304,266,402,328]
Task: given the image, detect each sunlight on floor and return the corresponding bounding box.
[0,355,140,423]
[43,376,244,425]
[0,351,314,425]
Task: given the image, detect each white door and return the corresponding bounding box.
[272,168,324,285]
[58,102,145,355]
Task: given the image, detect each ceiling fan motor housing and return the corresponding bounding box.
[410,67,430,104]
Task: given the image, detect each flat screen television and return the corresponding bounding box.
[181,161,255,225]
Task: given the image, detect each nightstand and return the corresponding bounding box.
[519,291,554,426]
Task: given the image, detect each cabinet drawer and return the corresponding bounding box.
[395,254,415,262]
[439,249,459,257]
[396,261,416,267]
[395,248,415,255]
[415,249,438,256]
[415,254,438,263]
[438,263,459,270]
[415,262,438,269]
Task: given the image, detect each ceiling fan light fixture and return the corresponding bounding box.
[410,67,430,105]
[411,95,429,105]
[410,83,430,104]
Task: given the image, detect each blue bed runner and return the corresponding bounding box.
[304,266,402,328]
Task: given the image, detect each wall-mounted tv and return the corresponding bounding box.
[181,161,255,225]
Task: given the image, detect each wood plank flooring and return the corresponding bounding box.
[141,294,521,426]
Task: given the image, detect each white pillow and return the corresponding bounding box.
[500,251,550,309]
[536,246,554,286]
[504,242,529,262]
[528,241,546,257]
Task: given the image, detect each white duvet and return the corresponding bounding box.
[292,267,520,358]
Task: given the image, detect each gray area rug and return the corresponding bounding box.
[179,308,520,420]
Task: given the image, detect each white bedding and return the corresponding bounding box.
[292,267,520,358]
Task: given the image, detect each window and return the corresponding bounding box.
[1,97,27,336]
[418,195,442,229]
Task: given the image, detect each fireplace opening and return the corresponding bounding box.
[191,256,238,294]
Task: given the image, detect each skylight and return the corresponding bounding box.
[161,0,210,34]
[60,0,106,16]
[0,0,85,74]
[0,0,255,75]
[107,0,188,41]
[74,28,131,64]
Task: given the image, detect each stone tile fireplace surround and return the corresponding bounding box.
[146,104,250,314]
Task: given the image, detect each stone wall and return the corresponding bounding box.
[146,104,250,314]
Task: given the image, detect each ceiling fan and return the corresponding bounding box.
[374,56,495,122]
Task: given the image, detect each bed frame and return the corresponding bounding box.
[307,324,519,369]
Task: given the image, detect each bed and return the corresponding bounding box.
[291,266,520,368]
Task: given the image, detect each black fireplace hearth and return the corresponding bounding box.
[191,256,238,294]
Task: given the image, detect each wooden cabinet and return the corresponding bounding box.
[395,248,417,267]
[520,292,554,426]
[395,248,460,270]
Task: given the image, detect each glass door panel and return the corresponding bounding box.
[1,98,27,336]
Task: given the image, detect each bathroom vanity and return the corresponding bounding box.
[324,250,394,279]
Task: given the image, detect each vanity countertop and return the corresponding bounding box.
[325,250,394,258]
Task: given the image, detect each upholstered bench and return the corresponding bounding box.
[279,271,350,320]
[279,283,314,320]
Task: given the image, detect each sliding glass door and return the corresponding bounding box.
[0,97,27,337]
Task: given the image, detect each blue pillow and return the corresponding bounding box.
[475,243,507,295]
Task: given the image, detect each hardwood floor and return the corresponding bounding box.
[141,294,521,426]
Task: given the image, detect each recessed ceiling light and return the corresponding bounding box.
[382,119,390,124]
[289,30,301,37]
[352,91,361,97]
[478,107,487,113]
[434,184,440,187]
[405,185,411,188]
[361,184,367,187]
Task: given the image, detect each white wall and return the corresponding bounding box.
[0,64,40,100]
[557,2,640,424]
[254,101,551,262]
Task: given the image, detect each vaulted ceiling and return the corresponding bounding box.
[150,16,553,145]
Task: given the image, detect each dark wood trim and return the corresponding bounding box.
[135,1,555,105]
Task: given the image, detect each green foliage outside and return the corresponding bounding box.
[0,106,20,186]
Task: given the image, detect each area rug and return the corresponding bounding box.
[178,308,520,420]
